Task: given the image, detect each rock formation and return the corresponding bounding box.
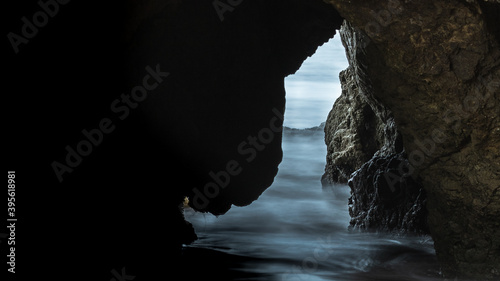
[322,54,402,185]
[347,152,429,234]
[323,20,429,232]
[323,0,500,279]
[322,19,428,235]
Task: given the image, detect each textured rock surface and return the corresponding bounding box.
[322,17,403,185]
[324,0,500,278]
[348,153,428,234]
[323,21,428,233]
[322,64,402,184]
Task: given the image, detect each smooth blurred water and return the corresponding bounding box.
[184,128,440,281]
[183,36,440,281]
[284,36,348,129]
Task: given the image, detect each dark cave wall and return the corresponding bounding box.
[8,0,343,279]
[324,0,500,279]
[123,0,343,215]
[110,0,344,276]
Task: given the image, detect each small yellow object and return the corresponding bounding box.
[183,196,190,208]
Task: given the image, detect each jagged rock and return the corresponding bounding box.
[322,66,402,184]
[324,0,500,278]
[348,153,428,234]
[322,20,428,235]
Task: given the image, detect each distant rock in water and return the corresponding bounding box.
[283,122,325,136]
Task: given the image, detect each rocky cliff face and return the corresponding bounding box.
[324,0,500,279]
[322,21,403,185]
[323,21,428,234]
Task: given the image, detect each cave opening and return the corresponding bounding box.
[182,31,439,280]
[7,0,499,279]
[283,35,348,129]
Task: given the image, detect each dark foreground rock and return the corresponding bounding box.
[7,0,343,280]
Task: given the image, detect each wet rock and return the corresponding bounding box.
[348,153,428,234]
[324,0,500,278]
[322,66,402,184]
[322,21,427,234]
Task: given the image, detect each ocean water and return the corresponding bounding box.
[182,36,440,280]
